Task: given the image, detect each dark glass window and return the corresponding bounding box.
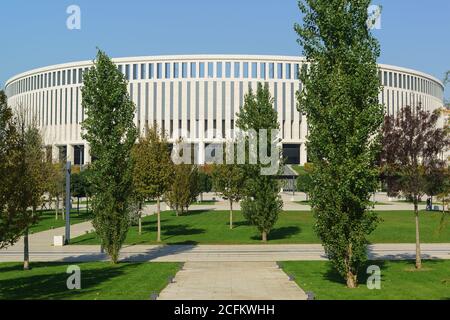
[182,63,188,78]
[133,64,138,80]
[225,62,231,78]
[141,64,146,79]
[252,62,258,78]
[199,63,205,78]
[234,62,240,78]
[208,62,214,78]
[191,62,197,78]
[216,62,223,78]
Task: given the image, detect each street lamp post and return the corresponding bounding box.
[65,161,71,244]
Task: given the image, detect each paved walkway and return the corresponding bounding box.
[1,244,449,263]
[158,262,308,300]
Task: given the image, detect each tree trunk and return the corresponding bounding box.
[157,198,161,243]
[23,227,30,270]
[346,271,357,288]
[229,200,233,230]
[138,212,142,235]
[262,231,267,242]
[414,198,422,269]
[55,196,59,220]
[77,197,80,215]
[53,198,58,220]
[86,197,89,214]
[200,193,203,202]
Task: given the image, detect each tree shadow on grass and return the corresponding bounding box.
[250,226,301,241]
[0,262,140,300]
[323,260,389,286]
[179,209,211,217]
[162,225,205,240]
[229,220,251,228]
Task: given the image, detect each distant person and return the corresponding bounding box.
[426,198,432,211]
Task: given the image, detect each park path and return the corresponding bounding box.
[157,261,308,300]
[1,244,449,262]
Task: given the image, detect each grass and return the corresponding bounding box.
[0,262,181,300]
[70,210,450,245]
[280,260,450,300]
[30,209,93,234]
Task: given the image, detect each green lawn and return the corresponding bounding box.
[30,209,93,234]
[0,262,181,300]
[295,201,390,206]
[70,210,449,245]
[280,260,450,300]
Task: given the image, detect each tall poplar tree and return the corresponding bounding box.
[82,50,138,264]
[295,0,384,287]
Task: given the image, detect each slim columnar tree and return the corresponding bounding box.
[82,50,138,264]
[236,83,283,242]
[295,0,384,287]
[380,105,450,269]
[132,125,173,241]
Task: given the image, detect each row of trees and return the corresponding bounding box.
[79,50,285,263]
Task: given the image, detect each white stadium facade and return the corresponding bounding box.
[4,55,445,166]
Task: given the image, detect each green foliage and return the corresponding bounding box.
[212,164,245,203]
[132,125,174,203]
[197,171,213,196]
[295,0,384,287]
[81,49,138,263]
[212,163,246,228]
[0,91,22,249]
[236,83,283,241]
[296,164,314,196]
[45,162,65,219]
[132,125,174,240]
[165,164,199,216]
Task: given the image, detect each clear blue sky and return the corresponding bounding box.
[1,0,449,99]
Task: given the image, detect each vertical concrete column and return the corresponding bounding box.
[84,144,92,165]
[198,142,205,165]
[52,145,59,163]
[300,143,307,166]
[67,144,74,164]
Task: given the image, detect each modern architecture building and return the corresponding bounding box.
[4,55,445,165]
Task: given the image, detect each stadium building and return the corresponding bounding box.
[4,55,445,165]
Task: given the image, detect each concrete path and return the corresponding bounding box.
[158,262,308,300]
[1,244,449,263]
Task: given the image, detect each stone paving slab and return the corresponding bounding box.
[1,244,449,263]
[158,262,308,300]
